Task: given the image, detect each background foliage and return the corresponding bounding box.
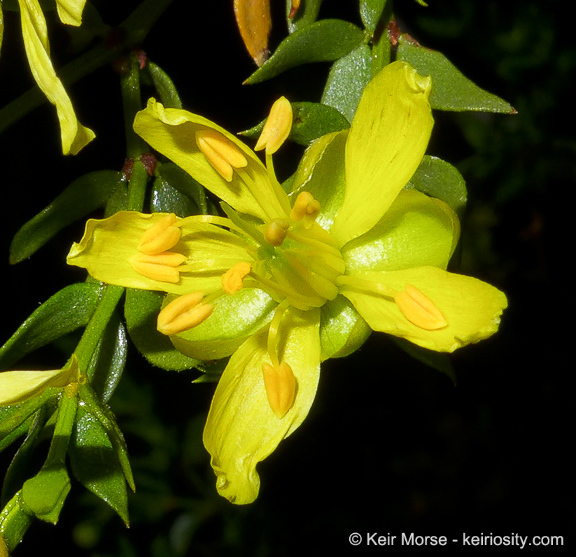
[1,0,574,554]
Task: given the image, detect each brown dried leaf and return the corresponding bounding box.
[234,0,272,66]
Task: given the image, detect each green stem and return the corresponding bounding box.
[121,53,147,160]
[0,0,174,136]
[0,491,34,556]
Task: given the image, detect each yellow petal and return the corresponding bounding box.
[0,355,79,406]
[19,0,95,154]
[203,307,321,504]
[55,0,87,26]
[331,61,433,245]
[134,98,290,222]
[342,266,507,352]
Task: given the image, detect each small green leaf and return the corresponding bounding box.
[146,60,182,109]
[322,44,372,123]
[78,384,135,492]
[286,0,323,33]
[124,289,200,372]
[408,155,468,217]
[156,163,211,215]
[88,312,127,403]
[21,464,70,524]
[359,0,388,34]
[10,170,124,264]
[0,283,102,371]
[69,405,130,526]
[242,102,349,145]
[397,35,516,113]
[245,19,366,85]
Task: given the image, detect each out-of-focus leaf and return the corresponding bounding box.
[234,0,271,66]
[156,162,211,215]
[124,289,200,372]
[241,101,349,145]
[245,19,365,84]
[392,337,456,383]
[0,283,102,372]
[360,0,388,34]
[322,44,372,123]
[286,0,323,33]
[69,405,130,525]
[408,155,468,217]
[146,60,182,109]
[88,312,127,403]
[10,170,124,264]
[397,35,516,113]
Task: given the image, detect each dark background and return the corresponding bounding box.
[1,0,574,555]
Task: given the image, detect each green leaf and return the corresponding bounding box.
[124,289,200,372]
[21,464,70,524]
[245,19,366,85]
[286,0,323,33]
[78,384,135,492]
[9,170,124,264]
[322,44,372,123]
[397,35,516,113]
[241,102,349,145]
[0,283,102,371]
[87,312,127,403]
[408,155,468,217]
[360,0,389,34]
[146,60,182,109]
[69,405,130,526]
[156,162,211,215]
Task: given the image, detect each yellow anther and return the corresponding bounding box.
[138,213,181,255]
[129,252,187,283]
[394,284,448,331]
[262,361,296,419]
[195,129,248,182]
[255,97,293,155]
[157,291,214,335]
[264,218,290,246]
[222,261,252,294]
[290,191,321,228]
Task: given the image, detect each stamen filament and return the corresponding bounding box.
[267,300,290,368]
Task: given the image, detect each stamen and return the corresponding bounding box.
[264,218,290,246]
[262,361,296,418]
[394,284,448,330]
[290,191,321,228]
[157,291,214,335]
[130,252,187,283]
[255,96,293,155]
[222,261,252,294]
[195,129,248,182]
[138,213,181,255]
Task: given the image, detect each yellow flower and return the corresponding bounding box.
[67,61,507,503]
[0,355,80,406]
[12,0,94,154]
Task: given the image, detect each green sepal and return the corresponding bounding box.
[392,337,456,383]
[124,288,200,372]
[397,35,516,113]
[145,60,183,109]
[245,19,366,85]
[69,404,130,526]
[21,464,70,524]
[241,102,349,146]
[359,0,389,35]
[320,295,371,360]
[78,384,135,492]
[87,311,127,403]
[286,0,323,33]
[9,170,124,264]
[322,44,372,123]
[152,162,211,216]
[0,283,102,371]
[408,155,468,217]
